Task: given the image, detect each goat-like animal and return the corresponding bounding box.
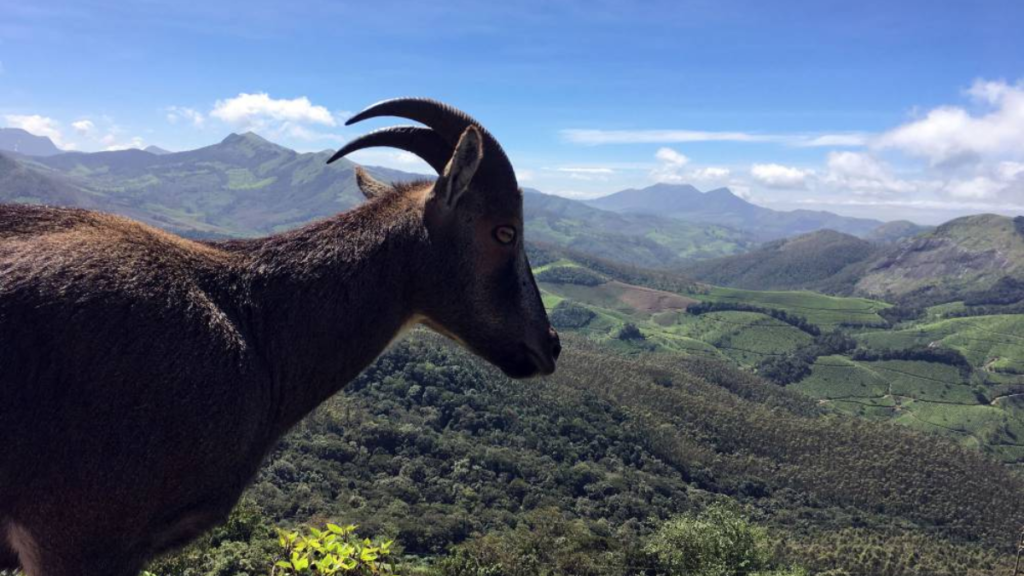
[0,98,560,576]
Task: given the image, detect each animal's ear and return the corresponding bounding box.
[433,126,483,210]
[355,166,393,200]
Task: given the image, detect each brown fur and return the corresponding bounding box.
[0,139,557,575]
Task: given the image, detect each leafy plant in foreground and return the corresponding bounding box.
[272,523,396,576]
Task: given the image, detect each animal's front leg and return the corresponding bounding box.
[0,538,19,572]
[6,521,145,576]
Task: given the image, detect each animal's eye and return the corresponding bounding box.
[493,225,517,245]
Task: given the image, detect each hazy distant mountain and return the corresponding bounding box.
[685,215,1024,304]
[865,219,932,243]
[0,128,62,157]
[0,152,99,207]
[524,189,754,268]
[683,229,879,292]
[144,145,172,155]
[0,133,753,266]
[3,132,396,236]
[588,183,884,241]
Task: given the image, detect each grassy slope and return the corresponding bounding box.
[699,286,890,327]
[794,354,1024,464]
[537,257,885,365]
[858,314,1024,373]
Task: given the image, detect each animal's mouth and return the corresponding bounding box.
[523,344,557,377]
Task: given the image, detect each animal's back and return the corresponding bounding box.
[0,204,267,524]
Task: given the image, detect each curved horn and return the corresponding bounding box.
[345,97,517,188]
[326,126,450,174]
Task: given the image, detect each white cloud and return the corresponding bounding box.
[691,166,731,181]
[103,135,145,151]
[555,167,615,174]
[944,176,1003,200]
[345,149,433,173]
[551,166,616,181]
[650,147,692,183]
[875,79,1024,166]
[72,119,95,134]
[792,196,1024,214]
[647,148,737,187]
[3,114,67,148]
[750,163,811,189]
[798,133,869,147]
[655,147,689,165]
[730,184,753,200]
[516,169,535,183]
[166,106,205,128]
[998,161,1024,181]
[548,188,607,200]
[821,151,918,196]
[939,161,1024,201]
[211,93,335,128]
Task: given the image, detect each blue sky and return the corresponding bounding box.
[1,0,1022,223]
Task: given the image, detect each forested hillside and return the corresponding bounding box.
[152,333,1021,576]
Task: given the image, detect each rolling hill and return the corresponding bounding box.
[588,183,884,241]
[855,214,1024,301]
[683,229,880,292]
[866,219,932,243]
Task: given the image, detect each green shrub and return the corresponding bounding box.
[617,322,645,341]
[434,508,610,576]
[549,301,596,329]
[535,266,606,286]
[643,503,796,576]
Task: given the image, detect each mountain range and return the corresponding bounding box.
[589,182,885,241]
[1,130,903,268]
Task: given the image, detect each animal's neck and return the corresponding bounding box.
[242,194,428,434]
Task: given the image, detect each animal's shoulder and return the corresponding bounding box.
[1,204,238,299]
[0,205,251,351]
[0,204,98,239]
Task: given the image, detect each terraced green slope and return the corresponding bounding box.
[857,314,1024,373]
[699,286,890,327]
[794,356,1024,463]
[535,258,869,366]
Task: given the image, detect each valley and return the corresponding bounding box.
[534,249,1024,468]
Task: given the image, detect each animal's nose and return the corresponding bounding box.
[549,327,561,360]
